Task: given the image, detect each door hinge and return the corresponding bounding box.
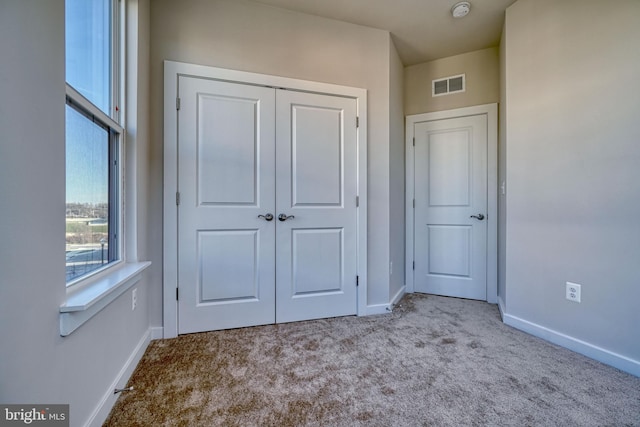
[356,196,359,207]
[356,117,359,128]
[176,97,181,110]
[413,199,415,208]
[176,287,179,300]
[413,261,415,270]
[413,137,415,147]
[176,192,181,206]
[356,275,359,287]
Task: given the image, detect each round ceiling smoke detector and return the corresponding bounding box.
[451,1,471,18]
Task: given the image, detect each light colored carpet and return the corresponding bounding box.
[105,294,640,426]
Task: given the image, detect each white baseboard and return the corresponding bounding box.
[390,285,406,307]
[86,328,152,427]
[497,297,506,321]
[502,312,640,378]
[364,303,392,316]
[150,326,164,340]
[363,286,406,316]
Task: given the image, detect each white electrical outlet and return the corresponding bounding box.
[566,282,581,303]
[132,288,138,311]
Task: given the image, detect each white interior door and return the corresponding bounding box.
[414,114,487,300]
[177,77,357,333]
[275,90,358,323]
[177,77,276,334]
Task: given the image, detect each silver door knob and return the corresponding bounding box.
[278,214,295,222]
[470,214,485,220]
[258,213,274,221]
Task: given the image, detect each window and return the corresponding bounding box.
[65,0,122,285]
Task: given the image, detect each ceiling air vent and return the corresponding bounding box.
[432,74,466,97]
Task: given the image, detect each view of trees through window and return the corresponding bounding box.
[65,204,110,282]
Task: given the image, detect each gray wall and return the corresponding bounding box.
[404,47,499,116]
[0,1,153,426]
[388,38,405,301]
[502,0,640,363]
[498,27,507,308]
[149,0,397,310]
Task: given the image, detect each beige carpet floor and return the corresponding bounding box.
[105,294,640,426]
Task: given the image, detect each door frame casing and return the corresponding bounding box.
[405,104,497,303]
[163,60,368,338]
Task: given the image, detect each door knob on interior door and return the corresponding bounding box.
[278,214,295,222]
[470,214,485,220]
[258,213,274,221]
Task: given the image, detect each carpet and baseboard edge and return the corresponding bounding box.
[502,312,640,378]
[85,326,160,427]
[364,286,406,316]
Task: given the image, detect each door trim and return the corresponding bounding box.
[405,104,497,303]
[163,60,368,338]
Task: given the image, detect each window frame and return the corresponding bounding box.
[65,0,125,288]
[60,0,152,336]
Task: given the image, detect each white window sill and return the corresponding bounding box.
[59,261,151,336]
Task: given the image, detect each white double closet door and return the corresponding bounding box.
[177,76,358,334]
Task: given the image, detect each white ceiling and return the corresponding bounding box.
[250,0,517,66]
